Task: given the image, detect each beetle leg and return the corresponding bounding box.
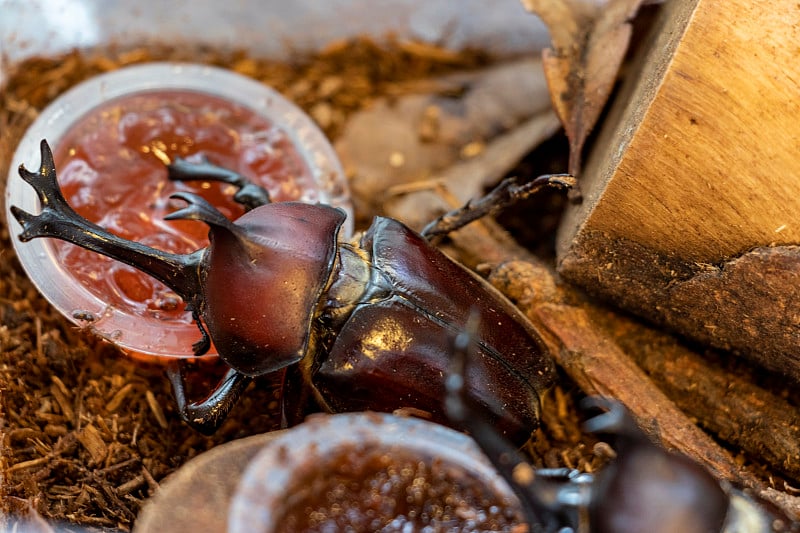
[420,174,575,243]
[168,155,271,210]
[166,360,253,434]
[444,315,567,533]
[188,308,212,356]
[10,139,204,308]
[278,363,317,428]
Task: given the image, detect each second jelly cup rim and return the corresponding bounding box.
[4,62,352,359]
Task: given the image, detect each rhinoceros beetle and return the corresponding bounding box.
[12,139,573,439]
[445,324,772,533]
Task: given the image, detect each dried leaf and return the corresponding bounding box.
[522,0,644,175]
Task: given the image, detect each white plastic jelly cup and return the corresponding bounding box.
[4,62,351,359]
[228,412,523,533]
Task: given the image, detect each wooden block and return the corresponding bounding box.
[557,0,800,381]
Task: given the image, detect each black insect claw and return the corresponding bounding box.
[191,336,211,356]
[580,396,639,439]
[534,173,577,190]
[190,310,212,356]
[233,183,271,210]
[167,155,270,210]
[167,154,212,180]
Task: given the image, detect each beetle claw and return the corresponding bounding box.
[233,183,271,210]
[166,361,253,435]
[581,396,643,442]
[190,312,212,356]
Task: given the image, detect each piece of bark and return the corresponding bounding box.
[585,304,800,483]
[560,235,800,384]
[520,0,644,174]
[490,260,800,480]
[536,303,800,520]
[556,0,800,384]
[487,260,800,519]
[534,303,753,484]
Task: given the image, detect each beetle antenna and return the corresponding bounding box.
[444,311,565,533]
[11,139,204,305]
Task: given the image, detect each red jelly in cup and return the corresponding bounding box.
[54,90,315,326]
[6,63,351,360]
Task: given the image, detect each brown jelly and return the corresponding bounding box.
[276,443,524,532]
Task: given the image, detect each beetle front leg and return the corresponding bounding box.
[167,361,253,434]
[420,174,575,243]
[168,156,271,210]
[279,363,317,429]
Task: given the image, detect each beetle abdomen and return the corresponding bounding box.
[313,217,555,441]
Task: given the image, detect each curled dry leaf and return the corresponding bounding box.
[521,0,645,175]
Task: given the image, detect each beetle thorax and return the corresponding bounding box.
[319,243,391,329]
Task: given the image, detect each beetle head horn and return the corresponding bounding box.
[11,139,204,305]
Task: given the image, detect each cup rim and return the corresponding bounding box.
[4,62,351,358]
[228,412,521,532]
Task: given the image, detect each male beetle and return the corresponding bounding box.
[444,327,772,533]
[12,140,572,439]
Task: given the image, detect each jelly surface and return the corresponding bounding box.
[276,444,524,532]
[52,90,315,329]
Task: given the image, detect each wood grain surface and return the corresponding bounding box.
[557,0,800,379]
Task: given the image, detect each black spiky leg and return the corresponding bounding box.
[10,140,205,311]
[168,155,270,210]
[444,314,568,533]
[420,174,575,244]
[167,361,253,435]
